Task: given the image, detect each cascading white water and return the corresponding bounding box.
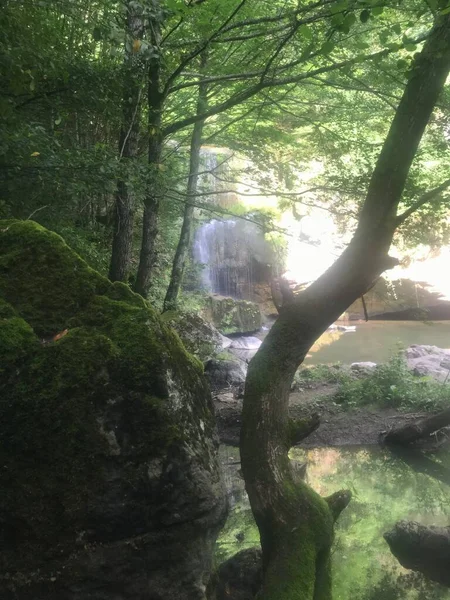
[193,219,272,298]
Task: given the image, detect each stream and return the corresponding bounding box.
[218,445,450,599]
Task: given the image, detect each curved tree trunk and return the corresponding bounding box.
[385,521,450,588]
[109,1,144,282]
[163,55,208,312]
[241,15,450,600]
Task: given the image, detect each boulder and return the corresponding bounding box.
[205,356,248,390]
[405,345,450,383]
[213,547,262,600]
[0,220,227,600]
[164,310,230,362]
[207,295,262,335]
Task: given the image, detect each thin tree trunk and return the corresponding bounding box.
[109,1,144,282]
[163,56,208,312]
[385,521,450,587]
[134,2,163,297]
[240,15,450,600]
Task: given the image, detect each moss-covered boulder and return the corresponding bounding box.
[0,220,227,600]
[207,295,262,335]
[163,311,230,362]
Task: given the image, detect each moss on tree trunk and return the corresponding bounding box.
[240,14,450,599]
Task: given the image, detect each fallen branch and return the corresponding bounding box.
[384,407,450,445]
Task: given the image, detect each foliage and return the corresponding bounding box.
[334,353,450,411]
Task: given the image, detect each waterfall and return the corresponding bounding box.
[193,219,272,299]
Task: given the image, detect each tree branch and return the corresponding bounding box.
[162,0,248,97]
[395,177,450,225]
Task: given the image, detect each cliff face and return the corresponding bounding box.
[0,220,227,600]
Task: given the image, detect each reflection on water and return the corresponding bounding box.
[305,320,450,365]
[218,446,450,599]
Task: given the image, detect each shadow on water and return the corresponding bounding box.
[387,445,450,488]
[217,445,450,600]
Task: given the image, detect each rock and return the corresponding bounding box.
[351,361,377,372]
[213,547,262,600]
[165,310,228,362]
[205,357,248,390]
[206,295,262,335]
[215,392,236,404]
[0,220,227,600]
[405,345,450,383]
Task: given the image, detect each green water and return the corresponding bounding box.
[218,446,450,599]
[305,321,450,365]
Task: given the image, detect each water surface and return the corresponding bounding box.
[305,320,450,365]
[218,445,450,599]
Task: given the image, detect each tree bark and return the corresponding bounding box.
[109,1,144,282]
[163,55,208,312]
[134,2,163,297]
[384,521,450,587]
[384,406,450,445]
[240,14,450,600]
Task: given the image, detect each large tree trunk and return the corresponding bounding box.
[109,1,144,282]
[163,58,208,312]
[385,406,450,445]
[240,15,450,600]
[134,4,163,297]
[385,521,450,587]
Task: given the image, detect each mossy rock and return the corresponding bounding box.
[163,310,226,362]
[207,295,262,335]
[0,220,227,600]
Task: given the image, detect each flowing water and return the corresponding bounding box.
[192,219,273,298]
[218,445,450,599]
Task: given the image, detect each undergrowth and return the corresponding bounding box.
[333,354,450,412]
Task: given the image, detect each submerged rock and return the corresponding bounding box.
[0,220,227,600]
[207,295,262,335]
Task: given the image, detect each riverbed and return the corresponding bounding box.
[218,445,450,600]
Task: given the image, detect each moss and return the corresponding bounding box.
[0,220,213,572]
[0,220,110,337]
[0,302,39,375]
[208,295,262,334]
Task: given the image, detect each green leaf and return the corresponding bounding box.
[320,40,335,54]
[360,9,370,22]
[299,25,312,41]
[440,5,450,14]
[372,6,383,15]
[54,117,62,125]
[405,43,417,52]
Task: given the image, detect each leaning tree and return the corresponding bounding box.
[240,12,450,600]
